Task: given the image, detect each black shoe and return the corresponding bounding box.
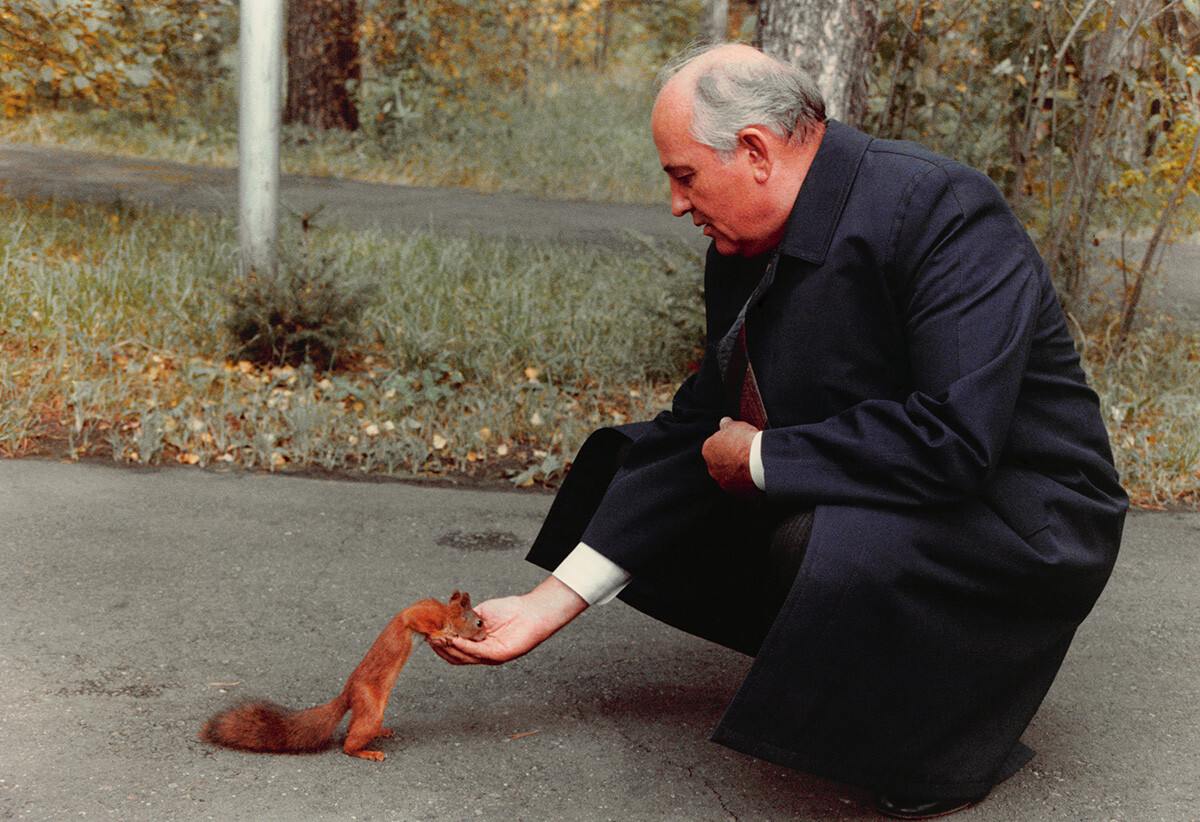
[871,791,987,819]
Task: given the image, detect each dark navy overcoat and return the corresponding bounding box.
[528,121,1128,798]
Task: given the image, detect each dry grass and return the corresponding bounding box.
[0,197,700,487]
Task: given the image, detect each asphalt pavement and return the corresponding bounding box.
[0,141,705,253]
[2,143,1200,820]
[2,459,1198,821]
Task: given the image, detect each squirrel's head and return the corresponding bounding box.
[448,590,486,639]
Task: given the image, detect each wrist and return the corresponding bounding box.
[524,576,588,639]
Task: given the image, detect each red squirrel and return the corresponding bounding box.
[201,591,487,761]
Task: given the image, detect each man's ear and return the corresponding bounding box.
[737,126,775,182]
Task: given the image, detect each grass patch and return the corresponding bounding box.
[0,197,702,486]
[2,195,1195,506]
[1082,325,1200,509]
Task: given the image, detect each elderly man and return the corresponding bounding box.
[436,44,1127,819]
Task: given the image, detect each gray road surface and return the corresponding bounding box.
[0,142,703,253]
[2,460,1199,821]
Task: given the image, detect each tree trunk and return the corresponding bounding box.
[755,0,878,127]
[284,0,360,131]
[707,0,731,43]
[595,0,617,68]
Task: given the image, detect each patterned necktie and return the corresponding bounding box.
[716,251,779,430]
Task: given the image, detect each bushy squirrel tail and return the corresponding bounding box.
[201,694,350,754]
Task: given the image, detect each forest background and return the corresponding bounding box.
[1,0,1199,508]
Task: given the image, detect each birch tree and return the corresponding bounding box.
[755,0,878,127]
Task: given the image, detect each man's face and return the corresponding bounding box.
[651,88,778,257]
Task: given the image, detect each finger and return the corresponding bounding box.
[719,416,733,428]
[445,636,511,666]
[429,643,473,665]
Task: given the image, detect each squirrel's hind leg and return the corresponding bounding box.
[342,697,392,760]
[343,725,389,760]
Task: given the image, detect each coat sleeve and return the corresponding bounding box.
[760,163,1048,507]
[573,248,758,572]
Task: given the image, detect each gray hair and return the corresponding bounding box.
[660,44,826,155]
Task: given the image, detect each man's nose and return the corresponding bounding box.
[669,185,691,217]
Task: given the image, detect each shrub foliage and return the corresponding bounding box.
[226,250,378,371]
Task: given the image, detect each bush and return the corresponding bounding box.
[226,249,378,371]
[1082,324,1200,509]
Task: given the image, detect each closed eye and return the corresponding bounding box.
[676,173,694,186]
[664,165,695,187]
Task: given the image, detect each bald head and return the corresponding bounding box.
[661,43,779,85]
[655,44,826,155]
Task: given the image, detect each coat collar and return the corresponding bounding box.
[777,120,873,265]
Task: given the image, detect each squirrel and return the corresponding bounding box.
[201,590,487,761]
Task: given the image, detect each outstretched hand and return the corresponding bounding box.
[430,577,588,666]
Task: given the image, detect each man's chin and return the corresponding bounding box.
[711,236,755,257]
[700,230,768,256]
[708,232,740,256]
[712,234,777,258]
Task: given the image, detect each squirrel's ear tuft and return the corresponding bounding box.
[449,590,464,606]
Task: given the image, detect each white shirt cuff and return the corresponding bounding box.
[750,430,766,491]
[552,543,632,605]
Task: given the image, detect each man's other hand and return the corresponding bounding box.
[702,417,761,498]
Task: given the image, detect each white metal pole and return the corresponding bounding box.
[238,0,285,276]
